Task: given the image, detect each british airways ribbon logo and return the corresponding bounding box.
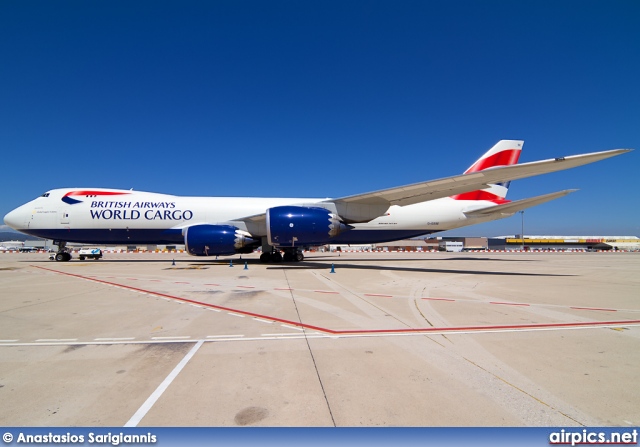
[61,190,131,205]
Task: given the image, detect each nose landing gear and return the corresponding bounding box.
[52,241,72,262]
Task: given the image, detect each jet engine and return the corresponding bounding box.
[184,224,257,256]
[266,206,351,246]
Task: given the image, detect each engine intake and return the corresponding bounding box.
[184,224,256,256]
[267,206,351,247]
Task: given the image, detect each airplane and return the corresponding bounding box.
[3,140,631,262]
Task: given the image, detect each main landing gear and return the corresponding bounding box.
[283,248,304,262]
[259,247,304,263]
[53,241,72,262]
[260,250,282,263]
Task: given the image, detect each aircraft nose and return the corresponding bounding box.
[4,207,25,230]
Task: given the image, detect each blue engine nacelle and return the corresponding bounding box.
[184,224,256,256]
[266,206,351,247]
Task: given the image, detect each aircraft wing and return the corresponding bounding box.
[331,149,630,208]
[463,189,578,217]
[233,148,629,226]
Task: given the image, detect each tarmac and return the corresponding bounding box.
[0,251,638,427]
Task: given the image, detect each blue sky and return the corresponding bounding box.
[1,0,638,236]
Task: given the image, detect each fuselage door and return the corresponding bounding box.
[60,209,70,225]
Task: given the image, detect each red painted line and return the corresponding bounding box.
[489,301,530,307]
[335,320,640,335]
[32,265,331,334]
[127,278,138,281]
[174,281,190,284]
[236,285,256,289]
[570,306,617,312]
[364,293,393,298]
[204,283,220,286]
[421,297,456,302]
[30,265,640,337]
[314,290,339,294]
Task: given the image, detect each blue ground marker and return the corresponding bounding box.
[330,263,335,273]
[229,260,234,267]
[244,261,248,270]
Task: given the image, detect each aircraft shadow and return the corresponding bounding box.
[267,261,574,277]
[22,256,567,277]
[306,256,538,263]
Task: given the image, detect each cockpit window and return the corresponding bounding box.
[40,193,50,197]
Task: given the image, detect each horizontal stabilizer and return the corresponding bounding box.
[463,190,578,217]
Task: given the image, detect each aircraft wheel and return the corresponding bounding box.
[295,252,304,262]
[260,253,271,263]
[283,252,293,262]
[55,252,71,262]
[271,252,283,263]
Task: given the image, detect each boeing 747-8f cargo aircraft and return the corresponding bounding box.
[3,140,631,262]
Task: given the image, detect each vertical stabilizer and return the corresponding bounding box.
[452,140,523,202]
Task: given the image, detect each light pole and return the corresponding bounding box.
[520,211,525,251]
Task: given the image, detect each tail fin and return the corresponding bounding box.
[452,140,523,203]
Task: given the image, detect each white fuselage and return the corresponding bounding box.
[4,188,503,245]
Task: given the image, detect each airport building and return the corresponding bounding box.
[330,235,640,253]
[331,237,488,252]
[487,236,640,251]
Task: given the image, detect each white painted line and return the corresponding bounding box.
[280,325,304,331]
[206,335,244,339]
[207,308,221,312]
[0,323,632,347]
[253,318,273,324]
[35,338,78,342]
[94,337,136,341]
[151,336,191,340]
[227,313,245,318]
[259,335,303,340]
[259,335,329,341]
[262,332,306,336]
[0,339,18,342]
[124,339,204,427]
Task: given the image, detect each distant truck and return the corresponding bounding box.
[78,248,103,260]
[440,241,464,252]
